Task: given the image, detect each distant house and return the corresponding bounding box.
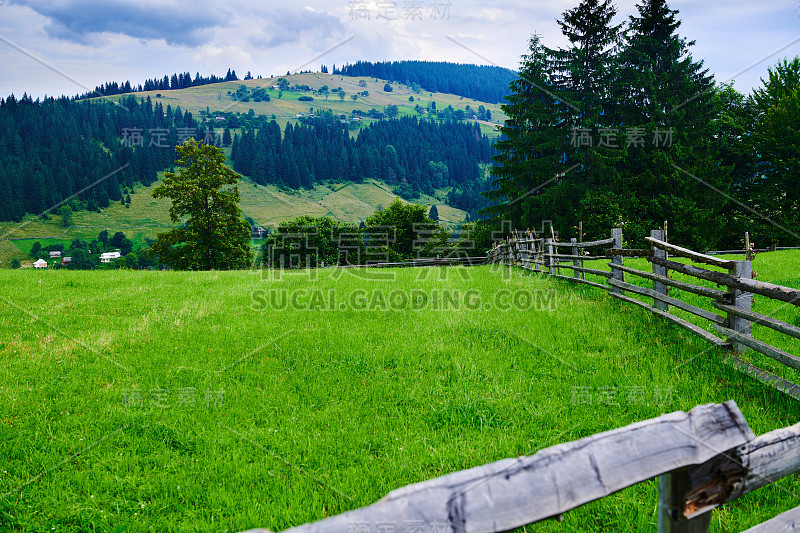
[49,251,62,258]
[100,251,121,263]
[33,259,48,268]
[214,116,225,122]
[251,226,266,239]
[270,85,280,90]
[61,257,72,267]
[295,114,303,119]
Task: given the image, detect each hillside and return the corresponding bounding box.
[0,177,468,267]
[95,72,507,136]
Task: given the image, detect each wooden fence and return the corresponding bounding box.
[486,227,800,400]
[242,401,800,533]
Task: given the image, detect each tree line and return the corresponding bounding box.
[229,114,495,200]
[76,69,241,99]
[0,93,205,222]
[331,61,518,104]
[485,0,800,250]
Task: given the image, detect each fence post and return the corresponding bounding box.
[610,227,624,293]
[571,238,580,279]
[651,229,669,311]
[579,221,585,279]
[546,237,555,276]
[727,260,753,354]
[657,470,711,533]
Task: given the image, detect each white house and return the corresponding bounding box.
[100,251,122,263]
[49,251,61,258]
[33,258,48,268]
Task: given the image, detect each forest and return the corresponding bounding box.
[229,115,495,201]
[0,94,199,221]
[332,61,517,104]
[76,68,242,99]
[485,0,800,250]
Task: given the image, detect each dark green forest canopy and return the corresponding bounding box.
[0,94,197,222]
[333,61,518,104]
[484,0,799,250]
[229,115,495,199]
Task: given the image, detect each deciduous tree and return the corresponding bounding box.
[151,139,253,270]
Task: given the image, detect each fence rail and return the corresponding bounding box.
[487,227,800,400]
[242,402,800,533]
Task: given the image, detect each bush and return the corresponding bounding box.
[298,96,314,102]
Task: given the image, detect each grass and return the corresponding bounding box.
[538,246,800,387]
[0,178,467,268]
[0,264,798,532]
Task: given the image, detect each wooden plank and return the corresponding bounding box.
[550,237,616,248]
[607,248,654,257]
[551,273,609,290]
[611,263,727,299]
[555,264,612,278]
[712,302,800,341]
[727,260,753,355]
[684,422,800,518]
[608,279,725,325]
[721,353,800,400]
[571,238,580,280]
[739,505,800,532]
[652,230,669,312]
[611,228,624,295]
[650,257,800,306]
[544,253,611,261]
[645,237,734,269]
[712,324,800,370]
[610,293,728,347]
[264,403,753,533]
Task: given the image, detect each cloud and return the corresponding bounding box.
[247,7,346,49]
[11,0,229,46]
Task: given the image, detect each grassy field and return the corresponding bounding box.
[0,262,798,532]
[0,178,467,268]
[94,73,507,136]
[554,248,800,387]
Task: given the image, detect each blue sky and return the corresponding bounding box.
[1,0,798,99]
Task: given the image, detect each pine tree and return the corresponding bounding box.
[617,0,721,248]
[483,35,572,229]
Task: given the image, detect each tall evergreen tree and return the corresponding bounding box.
[617,0,721,248]
[484,35,572,229]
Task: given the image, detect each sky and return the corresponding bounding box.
[1,0,798,99]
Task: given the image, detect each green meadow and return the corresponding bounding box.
[0,262,798,532]
[0,177,468,268]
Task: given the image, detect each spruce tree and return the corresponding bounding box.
[618,0,721,248]
[483,35,573,229]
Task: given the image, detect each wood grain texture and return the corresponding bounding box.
[645,237,734,269]
[712,302,800,341]
[608,278,725,325]
[610,263,727,299]
[650,258,800,306]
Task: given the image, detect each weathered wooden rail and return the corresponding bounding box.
[487,227,800,400]
[241,402,800,533]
